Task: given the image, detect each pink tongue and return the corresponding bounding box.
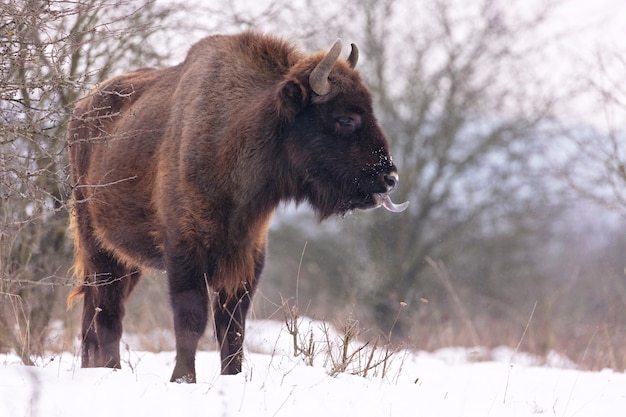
[381,195,409,212]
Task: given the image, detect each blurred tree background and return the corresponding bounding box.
[1,0,625,370]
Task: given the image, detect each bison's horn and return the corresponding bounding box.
[347,43,358,69]
[310,39,342,96]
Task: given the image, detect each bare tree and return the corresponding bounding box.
[0,0,180,363]
[295,0,562,336]
[561,49,626,212]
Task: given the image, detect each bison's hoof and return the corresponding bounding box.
[171,374,195,384]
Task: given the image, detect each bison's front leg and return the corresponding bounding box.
[213,283,256,375]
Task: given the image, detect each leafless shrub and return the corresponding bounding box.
[0,0,182,363]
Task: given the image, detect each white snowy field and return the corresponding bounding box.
[2,319,625,417]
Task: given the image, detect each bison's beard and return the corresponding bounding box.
[303,173,409,219]
[303,180,382,220]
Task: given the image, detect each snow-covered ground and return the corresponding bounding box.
[2,319,625,417]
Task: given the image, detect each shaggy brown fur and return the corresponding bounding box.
[67,31,400,382]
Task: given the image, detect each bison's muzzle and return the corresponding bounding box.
[374,172,409,212]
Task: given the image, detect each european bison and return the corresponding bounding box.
[67,31,407,382]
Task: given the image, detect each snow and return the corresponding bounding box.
[2,320,625,417]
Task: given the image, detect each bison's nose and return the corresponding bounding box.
[384,172,398,193]
[377,171,409,213]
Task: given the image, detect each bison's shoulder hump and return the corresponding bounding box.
[183,32,301,77]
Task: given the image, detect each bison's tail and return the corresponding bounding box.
[66,206,86,309]
[66,285,85,309]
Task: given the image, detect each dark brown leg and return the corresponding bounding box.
[79,253,141,368]
[168,259,209,383]
[80,287,98,367]
[214,248,262,375]
[213,282,256,375]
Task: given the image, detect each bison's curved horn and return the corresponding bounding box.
[310,39,342,96]
[347,43,358,69]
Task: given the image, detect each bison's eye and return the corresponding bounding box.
[335,114,361,135]
[337,116,354,126]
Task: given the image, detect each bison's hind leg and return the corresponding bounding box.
[77,249,141,369]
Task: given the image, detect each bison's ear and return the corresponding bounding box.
[275,79,308,123]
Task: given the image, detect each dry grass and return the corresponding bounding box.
[8,261,624,373]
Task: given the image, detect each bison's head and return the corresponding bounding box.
[277,39,408,219]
